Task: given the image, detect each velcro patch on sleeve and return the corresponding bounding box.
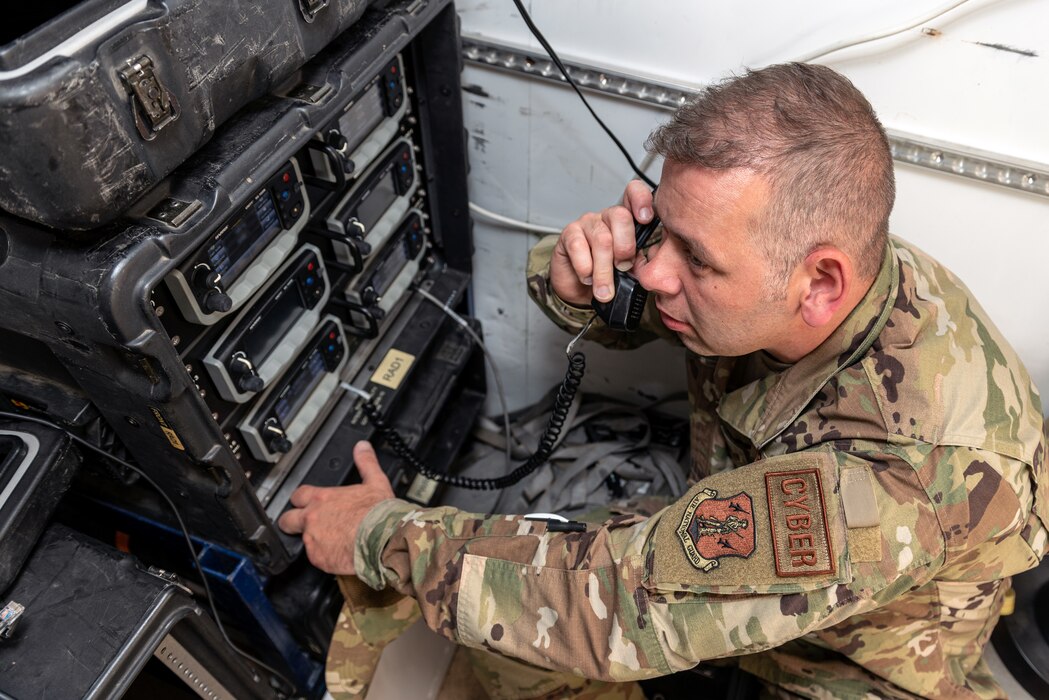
[647,450,849,594]
[675,489,756,572]
[765,468,834,577]
[840,467,880,528]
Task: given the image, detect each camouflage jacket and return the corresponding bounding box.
[354,234,1049,699]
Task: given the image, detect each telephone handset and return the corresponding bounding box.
[359,196,660,490]
[590,214,660,331]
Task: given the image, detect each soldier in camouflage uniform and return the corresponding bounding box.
[280,62,1049,699]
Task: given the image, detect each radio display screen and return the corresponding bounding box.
[275,348,326,425]
[357,170,397,233]
[207,192,282,281]
[242,280,304,363]
[368,232,410,297]
[339,83,386,155]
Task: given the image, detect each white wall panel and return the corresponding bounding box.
[459,0,1049,413]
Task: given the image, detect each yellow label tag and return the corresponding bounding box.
[159,426,186,451]
[150,407,186,451]
[370,349,415,390]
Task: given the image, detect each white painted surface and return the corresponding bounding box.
[458,0,1049,413]
[364,618,456,700]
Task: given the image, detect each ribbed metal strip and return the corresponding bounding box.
[462,36,1049,199]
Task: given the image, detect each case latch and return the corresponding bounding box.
[119,55,181,141]
[299,0,329,22]
[1,601,24,640]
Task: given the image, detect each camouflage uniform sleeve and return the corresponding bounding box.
[526,234,678,350]
[352,445,970,682]
[355,497,673,679]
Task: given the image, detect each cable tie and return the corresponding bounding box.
[566,316,595,357]
[340,382,373,402]
[416,287,470,329]
[524,512,569,522]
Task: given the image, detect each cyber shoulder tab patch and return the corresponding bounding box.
[765,468,834,577]
[675,488,755,572]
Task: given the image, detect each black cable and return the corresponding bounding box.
[509,0,657,189]
[363,351,585,490]
[0,410,298,698]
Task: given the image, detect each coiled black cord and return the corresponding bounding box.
[361,351,585,490]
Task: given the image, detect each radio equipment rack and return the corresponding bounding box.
[0,0,472,579]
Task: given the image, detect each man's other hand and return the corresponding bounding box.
[277,440,395,575]
[551,180,654,306]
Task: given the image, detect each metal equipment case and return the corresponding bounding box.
[0,0,382,231]
[0,524,273,699]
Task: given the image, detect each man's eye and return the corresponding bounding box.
[688,254,706,269]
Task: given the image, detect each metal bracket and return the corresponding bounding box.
[147,198,202,228]
[461,36,1049,200]
[119,55,181,141]
[285,82,334,104]
[298,0,328,23]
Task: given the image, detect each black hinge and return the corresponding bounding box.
[299,0,329,22]
[119,55,181,141]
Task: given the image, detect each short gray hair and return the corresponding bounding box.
[646,63,894,288]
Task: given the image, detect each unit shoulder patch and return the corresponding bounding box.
[647,450,849,594]
[765,468,834,577]
[675,489,755,572]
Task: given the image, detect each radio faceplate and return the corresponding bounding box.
[325,137,418,265]
[308,55,408,184]
[345,209,427,323]
[165,159,310,326]
[202,245,331,404]
[240,317,352,469]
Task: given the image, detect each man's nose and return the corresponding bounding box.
[634,243,681,297]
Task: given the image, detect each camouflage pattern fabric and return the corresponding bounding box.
[325,575,420,698]
[344,234,1048,699]
[463,646,645,700]
[448,498,675,700]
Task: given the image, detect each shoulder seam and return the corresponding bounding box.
[857,357,894,444]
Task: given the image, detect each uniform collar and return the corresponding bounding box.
[716,242,899,450]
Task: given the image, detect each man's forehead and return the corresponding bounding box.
[654,165,768,259]
[651,171,722,238]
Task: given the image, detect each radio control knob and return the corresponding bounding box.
[327,130,348,153]
[237,373,264,393]
[361,287,380,306]
[194,264,232,313]
[196,268,222,290]
[264,424,292,454]
[203,289,233,313]
[326,132,356,174]
[231,354,263,392]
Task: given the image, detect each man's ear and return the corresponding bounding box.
[798,247,851,328]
